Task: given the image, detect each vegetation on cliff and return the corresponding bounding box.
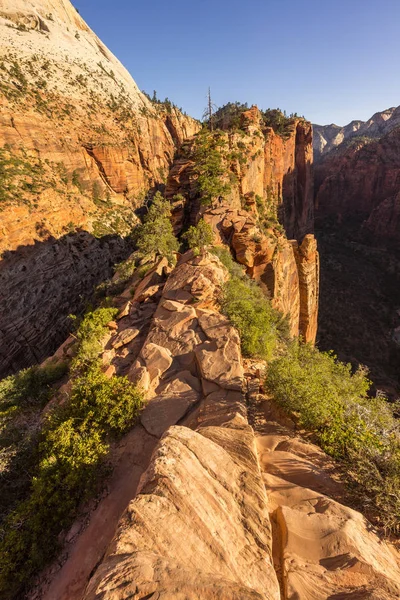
[212,247,289,359]
[266,342,400,532]
[182,218,214,255]
[213,244,400,534]
[0,307,143,599]
[191,129,232,205]
[136,192,179,263]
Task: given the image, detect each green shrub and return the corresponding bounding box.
[0,362,67,416]
[0,362,68,515]
[70,307,118,373]
[266,342,400,532]
[136,192,178,263]
[0,364,142,598]
[182,219,213,254]
[192,130,231,205]
[113,257,136,283]
[212,247,288,359]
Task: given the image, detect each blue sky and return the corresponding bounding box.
[75,0,400,125]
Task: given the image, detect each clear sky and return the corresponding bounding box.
[75,0,400,126]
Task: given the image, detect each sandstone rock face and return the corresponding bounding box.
[84,426,280,600]
[253,399,400,600]
[202,205,319,344]
[164,108,319,343]
[0,0,199,254]
[31,252,400,600]
[167,106,314,241]
[292,234,319,343]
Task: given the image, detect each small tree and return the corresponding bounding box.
[182,219,214,255]
[136,192,178,263]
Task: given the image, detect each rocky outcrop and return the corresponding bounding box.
[164,108,318,344]
[313,105,400,160]
[37,251,400,600]
[292,234,319,343]
[202,204,318,344]
[253,399,400,600]
[166,106,314,241]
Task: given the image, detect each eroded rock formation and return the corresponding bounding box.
[34,251,400,600]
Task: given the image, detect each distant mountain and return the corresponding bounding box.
[313,106,400,159]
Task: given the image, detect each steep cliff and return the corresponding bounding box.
[0,0,199,252]
[314,105,400,397]
[165,108,318,343]
[0,0,199,376]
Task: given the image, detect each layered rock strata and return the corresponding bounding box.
[167,106,314,241]
[204,204,318,343]
[0,0,199,254]
[0,231,132,378]
[0,0,198,375]
[165,108,318,343]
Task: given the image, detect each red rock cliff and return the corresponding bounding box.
[165,110,319,343]
[315,126,400,236]
[0,0,199,254]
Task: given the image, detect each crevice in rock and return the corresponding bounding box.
[269,508,286,600]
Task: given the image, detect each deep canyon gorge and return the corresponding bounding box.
[0,1,400,599]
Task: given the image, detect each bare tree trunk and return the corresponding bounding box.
[208,87,213,131]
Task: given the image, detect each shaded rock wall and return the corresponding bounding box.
[315,127,400,238]
[0,232,131,379]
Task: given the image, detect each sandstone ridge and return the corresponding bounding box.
[28,251,400,600]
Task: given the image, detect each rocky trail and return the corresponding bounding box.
[28,251,400,600]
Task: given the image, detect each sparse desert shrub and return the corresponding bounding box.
[135,192,178,263]
[182,219,213,254]
[70,306,118,373]
[266,341,400,533]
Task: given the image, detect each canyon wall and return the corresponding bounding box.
[315,126,400,230]
[0,0,198,375]
[314,109,400,397]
